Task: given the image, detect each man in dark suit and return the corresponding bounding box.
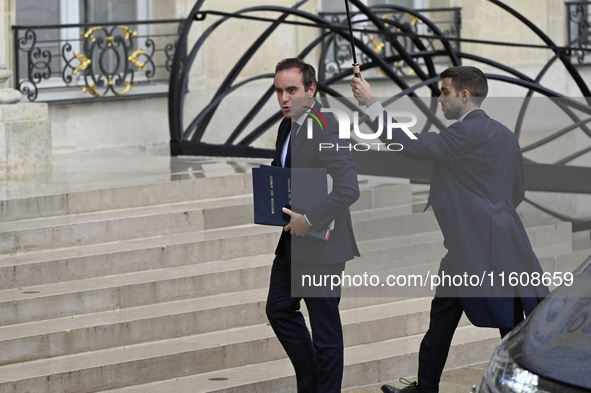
[266,58,360,393]
[350,66,549,393]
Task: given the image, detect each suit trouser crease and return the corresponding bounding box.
[418,294,525,393]
[266,255,344,393]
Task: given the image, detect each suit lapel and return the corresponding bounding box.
[275,118,291,166]
[291,122,307,159]
[291,101,320,159]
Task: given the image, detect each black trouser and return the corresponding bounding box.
[266,255,346,393]
[417,296,524,393]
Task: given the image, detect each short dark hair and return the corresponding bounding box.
[440,66,488,105]
[275,58,317,96]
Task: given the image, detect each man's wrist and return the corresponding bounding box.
[303,214,313,228]
[365,97,378,107]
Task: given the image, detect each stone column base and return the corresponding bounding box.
[0,103,52,173]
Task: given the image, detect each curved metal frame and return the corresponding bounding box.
[168,0,591,229]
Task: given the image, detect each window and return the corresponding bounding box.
[321,0,419,12]
[14,0,183,102]
[566,1,591,65]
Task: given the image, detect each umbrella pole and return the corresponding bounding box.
[344,0,361,78]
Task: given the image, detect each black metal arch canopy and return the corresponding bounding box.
[168,0,591,155]
[168,0,591,230]
[169,1,456,156]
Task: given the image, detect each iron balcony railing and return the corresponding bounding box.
[566,1,591,65]
[318,7,461,80]
[12,19,184,103]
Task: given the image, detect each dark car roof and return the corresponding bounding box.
[514,255,591,390]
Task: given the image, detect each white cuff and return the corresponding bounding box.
[365,101,385,122]
[304,214,313,228]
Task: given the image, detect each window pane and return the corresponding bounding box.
[322,0,415,12]
[83,0,138,23]
[15,0,61,82]
[368,0,413,7]
[17,0,60,25]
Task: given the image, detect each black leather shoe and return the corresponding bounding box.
[381,385,397,393]
[381,379,418,393]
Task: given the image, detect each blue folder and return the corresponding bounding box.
[252,166,332,240]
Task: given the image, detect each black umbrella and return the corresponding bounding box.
[344,0,361,78]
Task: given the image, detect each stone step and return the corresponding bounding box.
[0,298,478,393]
[0,210,435,291]
[337,243,585,309]
[0,203,435,291]
[0,182,411,254]
[350,220,571,276]
[0,291,441,366]
[0,232,571,366]
[0,254,273,327]
[525,221,573,257]
[539,248,591,291]
[351,183,412,212]
[352,210,439,241]
[0,195,254,233]
[0,174,254,223]
[0,207,567,292]
[0,288,268,366]
[0,226,279,290]
[354,231,444,272]
[0,195,258,254]
[95,325,499,393]
[0,174,410,226]
[342,261,440,299]
[0,220,570,325]
[351,204,411,221]
[0,233,448,327]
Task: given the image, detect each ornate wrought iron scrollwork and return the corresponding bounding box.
[63,25,144,97]
[165,23,184,72]
[13,19,183,102]
[15,29,52,101]
[319,8,461,80]
[567,1,591,64]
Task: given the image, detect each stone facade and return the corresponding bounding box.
[0,102,51,172]
[0,0,51,173]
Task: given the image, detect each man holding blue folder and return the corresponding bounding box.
[265,58,360,393]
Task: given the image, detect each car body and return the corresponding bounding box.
[480,254,591,393]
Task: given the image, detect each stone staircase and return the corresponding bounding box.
[0,171,585,393]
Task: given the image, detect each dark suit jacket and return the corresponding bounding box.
[271,101,360,265]
[389,108,549,328]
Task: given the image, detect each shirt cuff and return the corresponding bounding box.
[304,214,313,228]
[365,101,385,122]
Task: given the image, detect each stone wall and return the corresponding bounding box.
[6,0,322,154]
[0,103,51,172]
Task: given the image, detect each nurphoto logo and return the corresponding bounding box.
[302,107,418,152]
